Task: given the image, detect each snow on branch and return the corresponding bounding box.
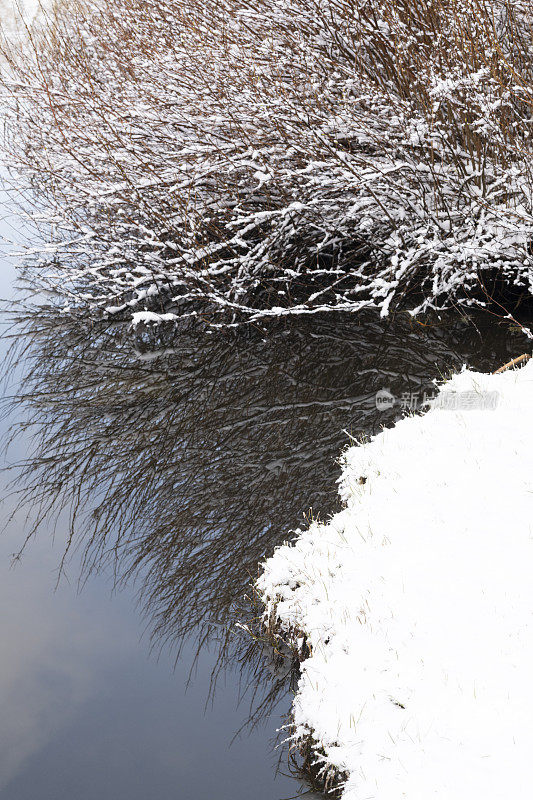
[2,0,533,324]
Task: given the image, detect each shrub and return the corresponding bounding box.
[3,0,533,324]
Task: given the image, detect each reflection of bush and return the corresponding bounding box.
[4,0,533,324]
[4,306,519,660]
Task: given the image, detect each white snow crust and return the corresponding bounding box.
[258,360,533,800]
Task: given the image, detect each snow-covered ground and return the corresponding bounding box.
[257,360,533,799]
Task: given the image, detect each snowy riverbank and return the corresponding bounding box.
[257,359,533,799]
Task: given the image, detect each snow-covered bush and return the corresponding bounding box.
[3,0,533,324]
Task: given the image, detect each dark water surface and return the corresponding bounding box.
[0,193,529,797]
[0,244,299,798]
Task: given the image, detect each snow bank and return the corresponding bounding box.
[257,360,533,799]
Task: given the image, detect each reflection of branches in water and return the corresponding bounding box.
[1,306,523,692]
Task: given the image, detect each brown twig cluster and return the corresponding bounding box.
[2,0,533,324]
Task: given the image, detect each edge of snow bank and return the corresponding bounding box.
[256,359,533,800]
